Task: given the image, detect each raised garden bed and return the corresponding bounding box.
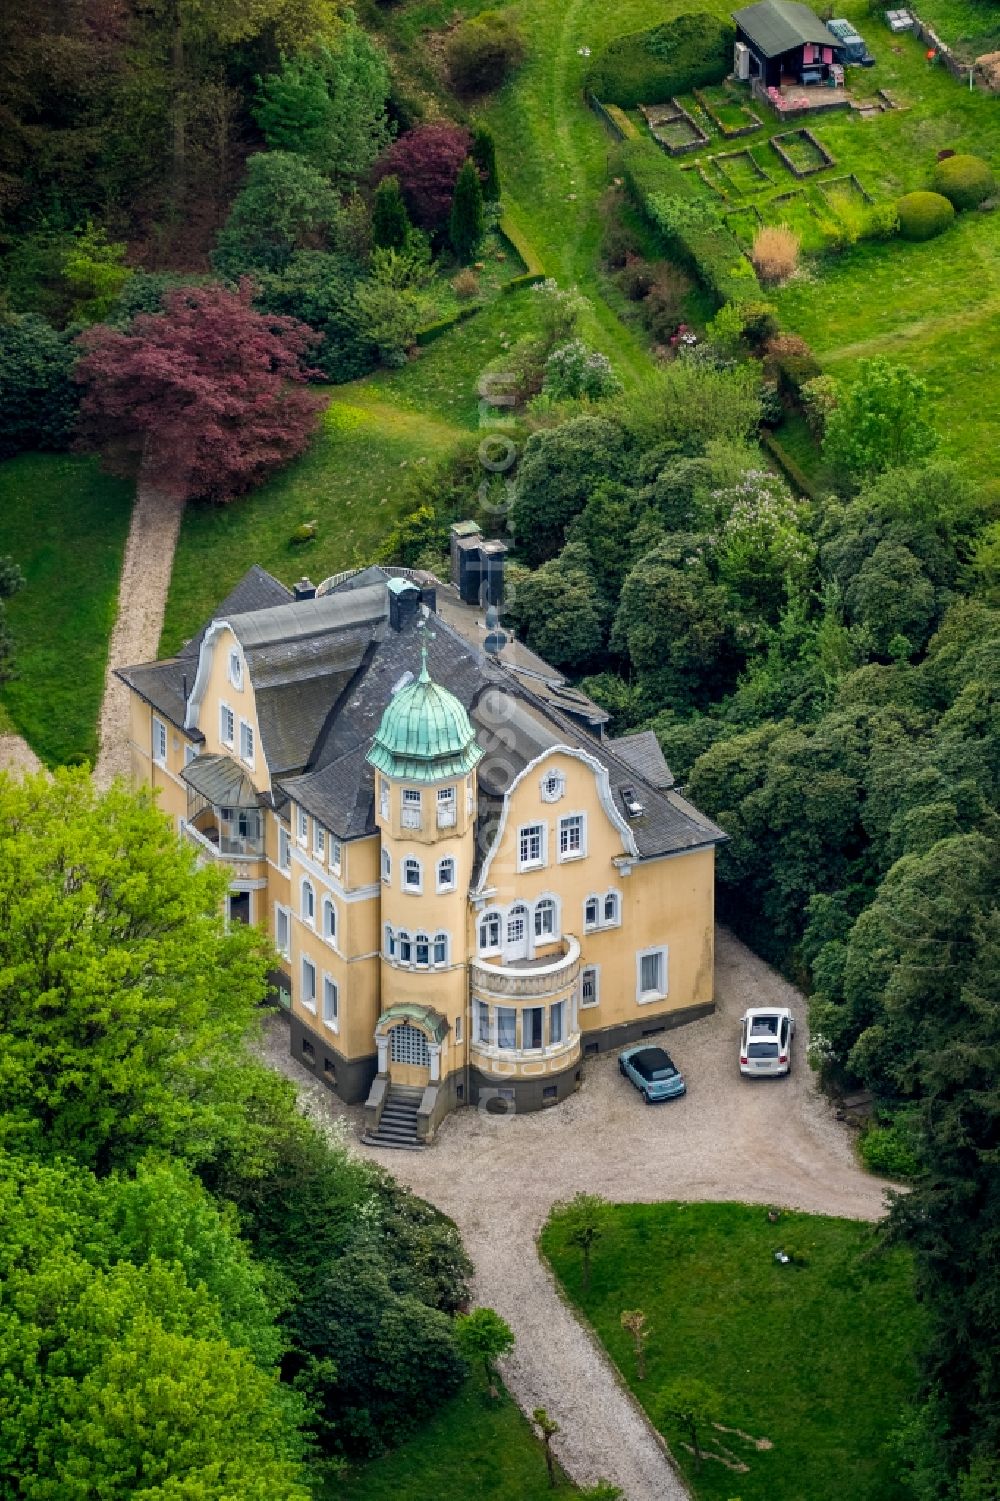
[762,188,829,250]
[686,157,732,199]
[713,146,774,193]
[695,83,763,137]
[818,172,872,208]
[770,127,836,177]
[639,98,709,155]
[724,203,765,246]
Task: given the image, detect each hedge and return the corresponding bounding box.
[587,12,734,108]
[761,430,819,500]
[617,137,757,306]
[930,152,995,211]
[414,303,484,345]
[498,214,544,276]
[896,189,955,242]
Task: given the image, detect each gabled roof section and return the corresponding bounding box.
[179,566,294,660]
[733,0,842,55]
[607,730,675,789]
[182,753,266,808]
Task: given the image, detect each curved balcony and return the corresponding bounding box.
[470,935,581,1000]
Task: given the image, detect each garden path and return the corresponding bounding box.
[264,928,891,1501]
[93,477,184,790]
[0,734,42,777]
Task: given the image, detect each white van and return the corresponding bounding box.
[739,1007,794,1076]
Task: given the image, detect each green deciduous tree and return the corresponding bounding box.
[556,1192,606,1292]
[512,416,630,567]
[455,1307,516,1390]
[512,543,606,670]
[658,1377,724,1466]
[450,157,485,263]
[213,151,341,277]
[533,1407,560,1487]
[823,358,938,490]
[0,316,79,458]
[254,25,392,184]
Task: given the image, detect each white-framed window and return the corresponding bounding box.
[301,957,317,1010]
[414,932,430,967]
[380,778,390,820]
[228,649,243,690]
[313,825,325,860]
[506,904,528,946]
[433,932,448,966]
[384,923,396,960]
[402,787,422,829]
[518,822,545,870]
[550,999,566,1045]
[475,1000,491,1045]
[330,838,342,876]
[301,879,315,926]
[580,965,600,1008]
[275,903,291,959]
[278,826,291,872]
[522,1006,544,1051]
[403,856,422,892]
[466,775,474,815]
[322,897,337,943]
[437,785,456,827]
[584,896,600,931]
[496,1007,517,1050]
[381,847,391,883]
[455,1012,463,1043]
[398,930,412,963]
[322,975,339,1030]
[184,743,197,767]
[152,717,167,767]
[604,891,621,925]
[534,897,557,940]
[558,813,585,860]
[220,703,235,747]
[584,891,621,931]
[479,910,501,952]
[540,769,565,803]
[297,808,308,844]
[437,856,456,892]
[239,719,254,765]
[637,946,669,1004]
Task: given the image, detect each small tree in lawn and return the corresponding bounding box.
[560,1191,606,1292]
[658,1378,724,1467]
[621,1309,650,1381]
[472,125,500,202]
[372,175,411,251]
[75,280,323,503]
[450,158,485,263]
[533,1408,560,1488]
[823,356,938,491]
[455,1307,515,1396]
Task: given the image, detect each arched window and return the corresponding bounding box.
[384,923,396,959]
[604,891,620,924]
[534,897,557,939]
[415,932,430,967]
[506,904,528,943]
[398,930,412,963]
[433,932,448,966]
[322,897,337,942]
[381,848,391,883]
[437,855,456,892]
[301,880,315,925]
[584,896,599,930]
[403,856,422,892]
[479,910,501,951]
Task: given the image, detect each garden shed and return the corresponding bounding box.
[733,0,845,87]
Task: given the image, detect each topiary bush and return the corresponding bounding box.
[930,152,995,211]
[896,190,955,242]
[587,13,734,108]
[445,11,526,94]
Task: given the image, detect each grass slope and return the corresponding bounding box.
[332,1374,578,1500]
[0,453,132,765]
[542,1201,923,1501]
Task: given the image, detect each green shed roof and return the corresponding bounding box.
[733,0,841,55]
[366,647,483,782]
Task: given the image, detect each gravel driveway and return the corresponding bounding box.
[264,928,891,1501]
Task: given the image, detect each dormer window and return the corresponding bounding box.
[228,649,243,691]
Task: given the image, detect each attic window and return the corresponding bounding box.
[622,786,644,819]
[540,770,565,803]
[228,650,243,690]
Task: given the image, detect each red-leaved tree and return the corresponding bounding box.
[372,123,472,231]
[74,279,324,502]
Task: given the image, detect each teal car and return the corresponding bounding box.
[619,1045,686,1104]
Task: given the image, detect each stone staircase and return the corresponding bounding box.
[363,1085,424,1150]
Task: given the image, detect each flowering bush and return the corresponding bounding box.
[530,278,591,349]
[541,340,623,402]
[709,469,814,618]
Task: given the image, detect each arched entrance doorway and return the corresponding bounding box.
[374,1003,449,1090]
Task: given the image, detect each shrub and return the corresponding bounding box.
[471,125,500,201]
[896,190,954,242]
[860,1119,920,1179]
[587,13,734,108]
[445,11,526,94]
[640,265,692,341]
[864,200,899,241]
[763,332,821,398]
[373,123,472,231]
[930,152,995,211]
[0,314,80,458]
[254,251,376,384]
[449,157,485,262]
[452,267,480,300]
[371,175,411,251]
[751,223,800,286]
[618,256,656,300]
[212,152,341,278]
[600,216,641,268]
[801,373,838,439]
[541,340,623,402]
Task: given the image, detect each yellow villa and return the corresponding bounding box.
[118,548,725,1145]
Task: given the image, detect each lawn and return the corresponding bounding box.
[0,453,133,765]
[542,1201,924,1501]
[331,1374,578,1500]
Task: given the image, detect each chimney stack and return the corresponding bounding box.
[293,577,316,601]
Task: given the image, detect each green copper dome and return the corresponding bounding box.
[367,648,483,782]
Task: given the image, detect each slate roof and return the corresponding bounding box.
[182,753,265,808]
[733,0,842,55]
[118,564,726,862]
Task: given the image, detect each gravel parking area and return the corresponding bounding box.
[263,928,890,1501]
